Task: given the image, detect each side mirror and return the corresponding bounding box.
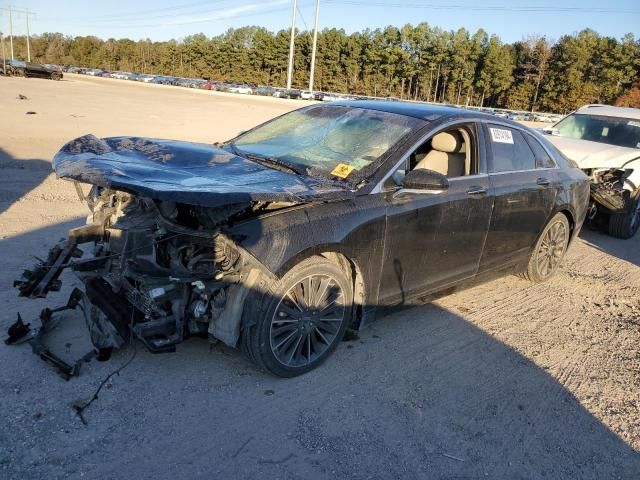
[402,169,449,191]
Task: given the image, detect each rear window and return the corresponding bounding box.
[524,133,556,169]
[488,125,535,172]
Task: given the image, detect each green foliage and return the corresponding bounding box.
[3,25,638,113]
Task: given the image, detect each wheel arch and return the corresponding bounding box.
[275,245,368,330]
[526,206,576,265]
[556,207,576,243]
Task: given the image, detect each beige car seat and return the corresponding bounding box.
[414,130,468,177]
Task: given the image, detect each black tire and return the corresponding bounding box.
[523,213,570,283]
[241,256,353,377]
[51,72,62,81]
[608,190,640,239]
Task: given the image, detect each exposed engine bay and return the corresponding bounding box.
[10,186,293,376]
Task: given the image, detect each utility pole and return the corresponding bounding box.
[25,8,30,62]
[1,32,6,74]
[286,0,297,90]
[308,0,320,92]
[1,7,35,61]
[9,5,13,60]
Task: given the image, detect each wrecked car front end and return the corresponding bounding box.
[545,135,640,238]
[10,135,353,376]
[584,167,636,213]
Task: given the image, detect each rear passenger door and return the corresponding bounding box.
[479,124,560,271]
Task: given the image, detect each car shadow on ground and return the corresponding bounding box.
[0,147,52,216]
[1,220,639,480]
[579,228,640,267]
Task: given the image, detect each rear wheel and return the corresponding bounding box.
[241,256,352,377]
[523,213,570,283]
[608,189,640,239]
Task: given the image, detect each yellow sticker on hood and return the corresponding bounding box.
[331,163,355,178]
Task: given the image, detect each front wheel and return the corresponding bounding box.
[608,189,640,239]
[523,213,570,283]
[241,256,353,377]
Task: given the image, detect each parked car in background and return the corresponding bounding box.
[110,71,132,80]
[227,84,254,94]
[543,104,640,238]
[271,88,301,99]
[13,102,589,377]
[255,85,276,96]
[321,93,343,102]
[534,113,553,123]
[300,90,315,100]
[4,60,63,80]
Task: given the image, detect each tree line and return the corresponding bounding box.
[4,24,639,112]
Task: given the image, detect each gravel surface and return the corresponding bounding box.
[1,74,639,479]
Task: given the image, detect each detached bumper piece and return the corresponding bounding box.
[14,240,82,298]
[5,289,99,380]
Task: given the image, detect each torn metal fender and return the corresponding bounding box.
[52,135,355,208]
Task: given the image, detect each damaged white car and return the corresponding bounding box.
[543,105,640,238]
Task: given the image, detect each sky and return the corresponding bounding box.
[1,0,638,43]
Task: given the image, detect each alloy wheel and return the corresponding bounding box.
[270,274,346,368]
[537,221,568,277]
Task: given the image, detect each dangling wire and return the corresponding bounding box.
[73,310,138,425]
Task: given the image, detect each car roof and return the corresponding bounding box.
[575,104,640,120]
[329,100,500,123]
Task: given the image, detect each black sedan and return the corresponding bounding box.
[4,60,63,80]
[12,102,590,377]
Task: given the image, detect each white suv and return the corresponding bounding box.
[543,105,640,238]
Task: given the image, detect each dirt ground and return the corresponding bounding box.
[1,74,639,480]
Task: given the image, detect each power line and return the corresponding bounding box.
[39,0,239,22]
[48,3,311,29]
[296,3,309,32]
[323,1,640,14]
[41,1,310,29]
[36,0,278,27]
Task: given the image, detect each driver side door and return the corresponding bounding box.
[377,122,494,304]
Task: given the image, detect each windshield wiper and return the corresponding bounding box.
[227,143,306,176]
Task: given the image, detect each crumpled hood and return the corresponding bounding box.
[53,135,354,207]
[544,134,640,169]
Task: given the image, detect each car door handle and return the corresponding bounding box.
[536,178,551,187]
[466,186,487,196]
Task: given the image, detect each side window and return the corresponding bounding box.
[524,133,556,169]
[410,125,477,177]
[487,125,535,173]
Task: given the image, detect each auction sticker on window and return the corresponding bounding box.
[489,127,514,144]
[331,163,355,178]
